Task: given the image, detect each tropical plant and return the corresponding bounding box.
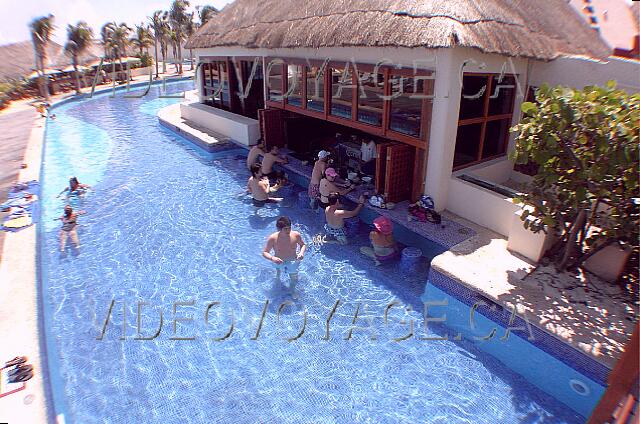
[131,23,153,57]
[110,22,132,77]
[100,22,115,59]
[197,5,219,25]
[149,11,163,78]
[29,14,55,101]
[185,12,196,71]
[157,12,171,74]
[64,21,94,94]
[511,82,640,271]
[169,0,191,74]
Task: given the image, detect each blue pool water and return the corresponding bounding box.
[40,81,584,423]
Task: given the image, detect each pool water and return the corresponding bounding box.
[40,81,583,423]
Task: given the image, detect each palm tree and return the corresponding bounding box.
[149,11,163,78]
[64,21,93,94]
[185,12,196,71]
[197,5,219,25]
[170,30,179,73]
[110,22,131,77]
[169,0,190,74]
[29,15,55,101]
[131,23,152,57]
[100,22,115,59]
[159,12,171,74]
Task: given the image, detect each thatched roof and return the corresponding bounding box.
[185,0,611,60]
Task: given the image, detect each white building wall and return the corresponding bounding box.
[530,56,640,94]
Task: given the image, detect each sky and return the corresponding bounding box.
[0,0,232,46]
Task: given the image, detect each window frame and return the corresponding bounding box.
[453,72,517,171]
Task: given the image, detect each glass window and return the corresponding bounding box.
[482,119,511,158]
[306,65,325,112]
[453,123,482,168]
[219,61,229,108]
[389,75,424,138]
[488,75,516,116]
[459,75,488,120]
[357,71,384,126]
[267,61,283,101]
[286,64,303,107]
[330,66,353,119]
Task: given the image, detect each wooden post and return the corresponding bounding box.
[587,323,639,424]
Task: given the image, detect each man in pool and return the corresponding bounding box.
[57,176,91,198]
[246,138,265,170]
[261,145,288,183]
[324,192,366,244]
[247,163,282,207]
[262,216,306,294]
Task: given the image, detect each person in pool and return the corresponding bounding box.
[247,163,282,207]
[360,216,399,265]
[246,139,265,170]
[57,205,86,252]
[308,150,330,209]
[261,145,288,183]
[318,168,352,209]
[324,192,366,245]
[57,177,91,198]
[262,216,306,294]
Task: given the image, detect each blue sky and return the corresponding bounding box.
[0,0,232,46]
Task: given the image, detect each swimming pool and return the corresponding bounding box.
[40,81,584,423]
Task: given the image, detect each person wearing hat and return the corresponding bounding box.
[308,150,330,209]
[360,216,398,265]
[319,167,352,209]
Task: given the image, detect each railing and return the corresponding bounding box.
[588,323,639,424]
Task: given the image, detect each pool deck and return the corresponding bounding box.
[159,99,637,372]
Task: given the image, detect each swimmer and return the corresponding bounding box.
[262,216,306,294]
[261,145,288,183]
[360,216,399,266]
[246,139,265,170]
[57,177,91,198]
[247,163,282,207]
[56,205,86,252]
[308,150,330,209]
[324,193,366,245]
[318,168,352,210]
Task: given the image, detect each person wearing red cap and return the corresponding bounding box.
[360,216,398,265]
[318,167,352,209]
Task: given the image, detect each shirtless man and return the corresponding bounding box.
[324,193,366,244]
[308,150,330,209]
[247,163,282,207]
[262,216,306,293]
[246,139,265,170]
[319,168,352,209]
[261,145,288,182]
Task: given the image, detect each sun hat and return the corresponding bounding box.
[373,216,393,235]
[325,168,338,178]
[318,150,330,160]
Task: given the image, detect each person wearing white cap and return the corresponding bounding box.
[308,150,330,209]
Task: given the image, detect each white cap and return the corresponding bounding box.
[318,150,330,159]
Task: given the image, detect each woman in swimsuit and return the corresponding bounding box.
[57,176,92,198]
[360,216,398,265]
[58,205,86,252]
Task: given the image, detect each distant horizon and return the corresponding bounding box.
[0,0,232,47]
